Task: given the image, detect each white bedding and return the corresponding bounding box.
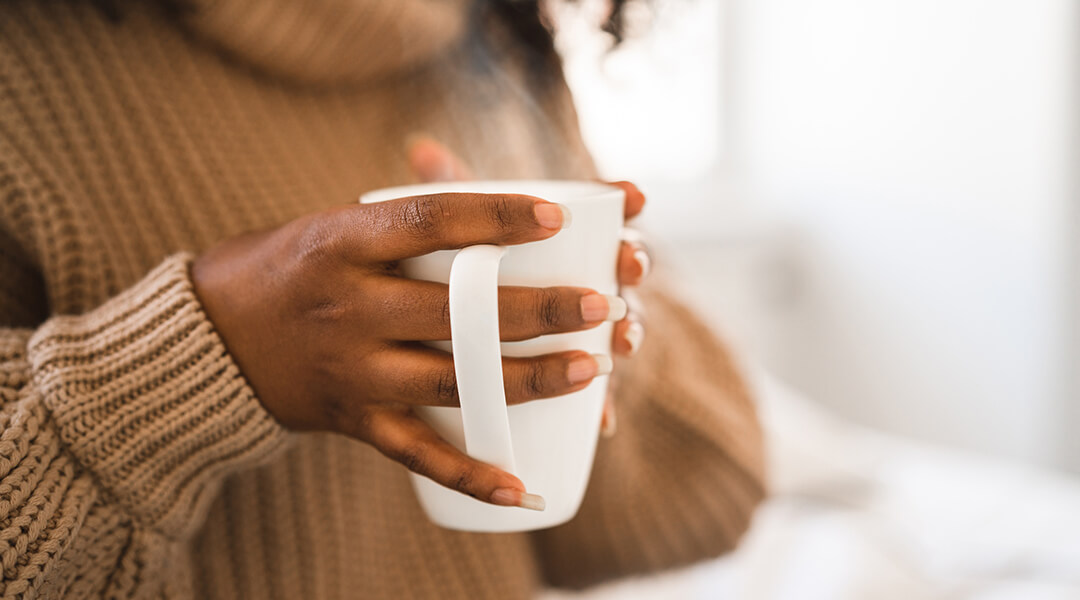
[541,370,1080,599]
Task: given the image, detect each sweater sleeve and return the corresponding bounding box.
[530,285,768,589]
[0,254,290,597]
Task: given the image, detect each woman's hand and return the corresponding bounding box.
[191,192,626,510]
[409,137,651,438]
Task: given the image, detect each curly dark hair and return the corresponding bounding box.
[480,0,638,99]
[491,0,635,48]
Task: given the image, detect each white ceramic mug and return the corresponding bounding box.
[359,180,625,532]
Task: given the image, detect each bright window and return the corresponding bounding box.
[554,0,725,181]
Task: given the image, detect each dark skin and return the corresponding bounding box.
[191,139,648,509]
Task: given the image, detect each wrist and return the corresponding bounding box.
[190,224,320,431]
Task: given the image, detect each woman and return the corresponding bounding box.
[0,0,765,598]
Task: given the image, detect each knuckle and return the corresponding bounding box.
[345,405,380,438]
[393,443,429,475]
[450,465,478,496]
[397,195,450,237]
[304,296,348,325]
[434,367,459,405]
[485,195,516,234]
[438,293,452,331]
[537,289,563,330]
[351,408,376,438]
[334,403,377,439]
[291,214,340,266]
[525,360,546,398]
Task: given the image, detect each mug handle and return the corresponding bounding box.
[448,244,517,474]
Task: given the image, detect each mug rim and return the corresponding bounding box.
[359,179,623,205]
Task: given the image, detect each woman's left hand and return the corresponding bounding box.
[408,137,650,437]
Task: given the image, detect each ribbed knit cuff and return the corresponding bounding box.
[27,253,290,539]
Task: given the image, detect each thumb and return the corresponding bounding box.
[407,136,474,182]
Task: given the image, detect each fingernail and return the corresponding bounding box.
[606,295,628,320]
[534,203,572,230]
[490,487,519,506]
[624,321,645,356]
[568,355,599,384]
[581,294,628,322]
[633,248,651,279]
[602,406,617,438]
[491,488,547,511]
[518,492,546,511]
[592,354,613,376]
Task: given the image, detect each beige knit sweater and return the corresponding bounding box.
[0,1,766,598]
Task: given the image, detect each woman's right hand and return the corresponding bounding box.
[190,194,625,510]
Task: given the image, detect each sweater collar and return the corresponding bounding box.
[182,0,472,86]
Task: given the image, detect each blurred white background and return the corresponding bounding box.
[559,0,1080,473]
[549,2,1080,597]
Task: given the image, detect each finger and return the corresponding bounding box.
[407,136,474,182]
[600,392,617,438]
[368,278,627,341]
[352,405,543,509]
[607,181,646,220]
[617,240,651,286]
[366,346,613,407]
[621,287,646,320]
[612,315,645,357]
[335,193,569,262]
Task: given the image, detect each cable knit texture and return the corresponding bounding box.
[0,0,766,598]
